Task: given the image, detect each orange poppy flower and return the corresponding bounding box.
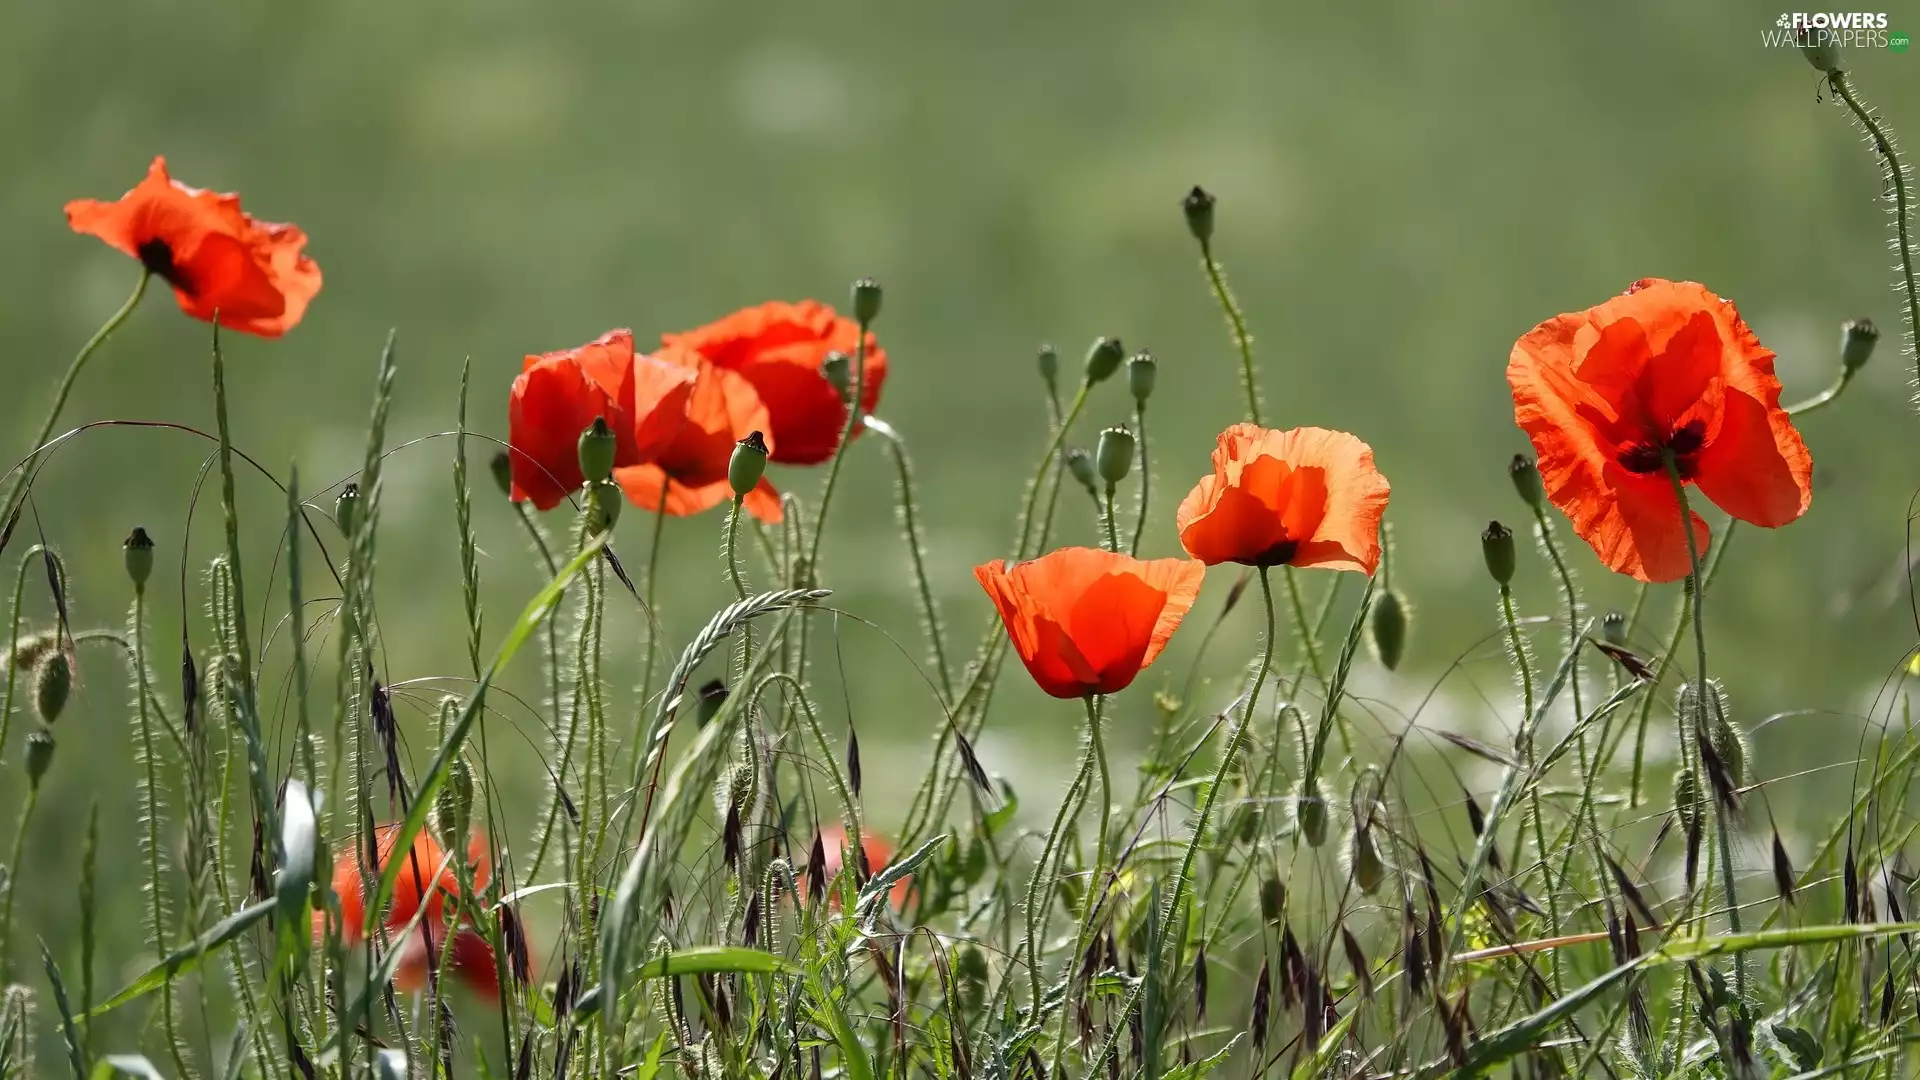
[315,826,490,945]
[974,547,1204,699]
[663,300,885,465]
[611,345,783,522]
[803,824,913,910]
[1508,278,1813,582]
[507,329,696,510]
[1175,424,1392,573]
[394,927,503,1001]
[64,156,322,338]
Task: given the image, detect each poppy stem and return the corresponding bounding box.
[0,783,37,980]
[1100,485,1121,552]
[1282,567,1327,687]
[1196,239,1262,426]
[1827,71,1920,403]
[0,270,149,531]
[1050,694,1113,1076]
[1662,453,1746,1000]
[1022,719,1099,1018]
[804,315,872,585]
[1128,403,1151,557]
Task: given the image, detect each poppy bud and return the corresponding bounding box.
[1083,337,1125,386]
[1842,317,1880,373]
[821,351,853,401]
[1348,821,1385,895]
[33,652,70,726]
[1370,588,1409,671]
[1602,610,1628,646]
[432,751,476,854]
[1294,779,1329,848]
[1258,875,1285,924]
[335,482,362,537]
[1682,679,1748,788]
[1802,33,1843,73]
[1065,447,1099,496]
[851,278,883,325]
[730,431,770,499]
[577,416,617,484]
[1508,455,1543,509]
[955,944,989,1011]
[124,527,154,594]
[696,678,729,729]
[1481,521,1516,586]
[1182,186,1216,244]
[489,449,513,498]
[1095,427,1135,486]
[1037,345,1060,391]
[24,729,53,787]
[586,480,622,535]
[1126,351,1157,404]
[1672,767,1703,836]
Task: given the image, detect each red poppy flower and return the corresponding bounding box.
[507,329,696,511]
[394,927,503,1001]
[804,824,913,910]
[1508,278,1813,582]
[315,826,492,945]
[974,547,1204,699]
[663,301,885,465]
[64,156,322,337]
[1175,424,1392,573]
[611,345,783,522]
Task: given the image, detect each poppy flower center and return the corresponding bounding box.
[137,238,190,293]
[1252,539,1300,568]
[1615,418,1707,478]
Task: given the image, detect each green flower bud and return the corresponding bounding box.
[821,351,853,401]
[1481,520,1516,586]
[1036,345,1060,391]
[123,527,154,594]
[4,630,60,675]
[955,944,989,1012]
[696,679,729,729]
[432,752,476,855]
[1294,778,1329,848]
[1802,33,1843,73]
[1065,447,1099,496]
[1126,351,1157,404]
[1508,455,1544,510]
[1258,875,1285,924]
[1083,336,1125,386]
[1348,822,1385,895]
[1682,679,1748,788]
[33,652,70,726]
[729,431,770,498]
[1370,588,1409,671]
[586,480,622,535]
[335,482,362,537]
[489,449,514,498]
[851,278,883,325]
[1182,186,1216,244]
[1095,427,1135,486]
[1842,317,1880,373]
[1602,609,1628,646]
[1672,767,1703,836]
[577,416,617,484]
[24,729,54,787]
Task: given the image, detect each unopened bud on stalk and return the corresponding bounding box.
[955,944,989,1011]
[851,278,883,325]
[696,678,729,729]
[1370,588,1409,671]
[1672,767,1703,836]
[578,416,617,484]
[821,352,853,401]
[1294,778,1329,848]
[1682,679,1749,788]
[335,483,362,537]
[1182,186,1216,244]
[1095,427,1135,486]
[1065,447,1099,496]
[490,450,514,498]
[1126,351,1157,404]
[586,481,622,535]
[1602,610,1628,646]
[432,752,475,853]
[1508,455,1543,509]
[1084,337,1125,386]
[729,431,770,498]
[1802,32,1843,72]
[1842,317,1880,373]
[1481,521,1516,586]
[24,729,53,787]
[33,652,70,726]
[1348,820,1385,895]
[124,527,154,594]
[1036,345,1060,391]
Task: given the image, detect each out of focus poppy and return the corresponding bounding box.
[64,156,321,337]
[1175,424,1391,574]
[805,823,913,911]
[611,346,783,522]
[507,329,695,510]
[663,301,885,465]
[1507,278,1812,582]
[314,825,506,1000]
[974,547,1204,699]
[394,927,503,1002]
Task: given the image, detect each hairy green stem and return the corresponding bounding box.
[1049,694,1112,1076]
[1828,70,1920,400]
[804,315,873,583]
[1129,403,1150,556]
[1197,239,1262,426]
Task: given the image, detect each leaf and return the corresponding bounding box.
[1435,729,1517,769]
[1162,1034,1240,1080]
[981,779,1019,837]
[42,942,85,1079]
[855,834,946,924]
[1771,1024,1821,1071]
[630,946,797,979]
[89,900,275,1017]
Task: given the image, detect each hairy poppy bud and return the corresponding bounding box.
[1096,427,1136,486]
[1182,186,1216,244]
[1802,33,1843,73]
[1842,317,1880,373]
[1083,337,1125,386]
[1508,455,1543,510]
[696,678,729,729]
[1672,767,1703,836]
[1037,345,1060,391]
[1682,679,1748,788]
[821,351,853,401]
[1481,521,1516,586]
[432,751,476,854]
[730,431,770,498]
[1370,588,1409,671]
[124,528,154,594]
[24,729,54,787]
[851,278,883,325]
[1126,351,1157,404]
[586,480,622,535]
[335,482,362,537]
[33,652,70,726]
[4,630,59,675]
[1602,610,1628,646]
[578,416,617,484]
[1294,779,1329,848]
[1348,821,1385,894]
[1065,447,1099,496]
[1258,875,1285,924]
[955,944,989,1011]
[489,449,513,498]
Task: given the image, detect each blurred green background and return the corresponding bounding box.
[3,0,1918,1005]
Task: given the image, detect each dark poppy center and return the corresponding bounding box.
[1616,419,1706,479]
[136,239,191,293]
[1247,539,1299,568]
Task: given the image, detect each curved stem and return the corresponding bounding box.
[1197,239,1262,426]
[1049,695,1112,1076]
[1023,729,1098,1017]
[0,786,38,980]
[1129,404,1150,556]
[804,317,873,583]
[725,496,752,666]
[1829,71,1920,399]
[1501,583,1561,992]
[1283,566,1326,686]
